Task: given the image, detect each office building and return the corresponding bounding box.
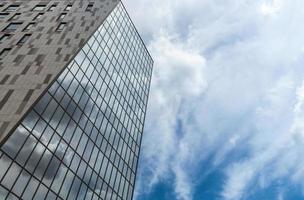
[0,0,153,199]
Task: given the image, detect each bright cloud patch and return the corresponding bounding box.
[260,0,283,16]
[124,0,304,200]
[133,34,206,200]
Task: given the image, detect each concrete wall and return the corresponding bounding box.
[0,0,120,144]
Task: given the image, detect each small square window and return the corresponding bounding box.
[64,5,72,11]
[32,5,46,11]
[86,3,94,11]
[0,13,9,19]
[58,13,67,21]
[0,34,11,43]
[57,22,67,32]
[18,34,31,45]
[23,23,35,31]
[3,22,22,32]
[34,13,43,20]
[48,4,57,11]
[4,5,19,12]
[9,13,20,21]
[0,49,11,60]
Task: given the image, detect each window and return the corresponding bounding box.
[32,5,46,11]
[18,34,31,45]
[0,34,10,43]
[58,13,67,21]
[4,5,19,12]
[10,13,20,21]
[64,5,72,11]
[0,13,9,19]
[23,23,35,31]
[57,22,66,32]
[48,4,57,11]
[0,49,11,60]
[34,13,43,20]
[3,22,22,32]
[86,3,94,11]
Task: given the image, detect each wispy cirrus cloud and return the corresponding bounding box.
[124,0,304,199]
[133,33,206,200]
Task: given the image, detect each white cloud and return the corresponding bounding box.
[133,33,206,200]
[260,0,283,16]
[124,0,304,199]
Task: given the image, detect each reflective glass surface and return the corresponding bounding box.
[0,3,153,200]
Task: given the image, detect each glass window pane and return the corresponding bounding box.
[12,170,30,196]
[51,165,67,193]
[59,170,74,199]
[22,177,39,200]
[7,193,19,200]
[0,185,8,199]
[25,142,45,173]
[45,191,57,200]
[2,126,29,158]
[15,135,37,166]
[3,23,22,32]
[34,148,52,179]
[32,5,46,11]
[67,176,81,200]
[2,162,21,189]
[33,184,48,200]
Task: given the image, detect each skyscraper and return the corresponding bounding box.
[0,1,153,200]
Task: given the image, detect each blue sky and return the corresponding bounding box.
[124,0,304,200]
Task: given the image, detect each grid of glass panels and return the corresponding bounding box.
[0,3,153,200]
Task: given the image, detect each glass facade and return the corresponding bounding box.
[0,3,153,200]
